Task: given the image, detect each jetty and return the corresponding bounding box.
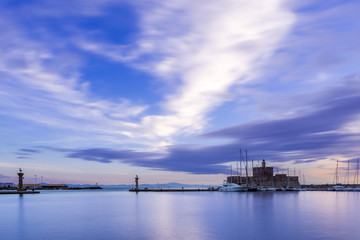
[128,175,218,192]
[0,190,40,194]
[0,169,40,194]
[129,188,218,192]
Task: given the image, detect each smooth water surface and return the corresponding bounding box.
[1,190,359,240]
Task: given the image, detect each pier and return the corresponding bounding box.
[129,188,218,192]
[0,169,40,194]
[129,175,218,192]
[0,191,40,194]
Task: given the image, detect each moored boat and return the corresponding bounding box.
[328,160,345,191]
[259,187,276,191]
[218,181,248,192]
[328,185,345,191]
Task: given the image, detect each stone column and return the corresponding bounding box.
[135,175,139,191]
[17,169,24,191]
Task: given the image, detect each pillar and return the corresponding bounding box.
[135,175,139,191]
[17,168,24,191]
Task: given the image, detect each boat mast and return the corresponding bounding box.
[287,168,290,188]
[335,160,339,185]
[240,149,242,185]
[345,159,349,185]
[251,159,254,187]
[236,162,239,184]
[230,165,233,183]
[245,150,248,186]
[356,159,359,187]
[354,158,359,187]
[259,160,262,187]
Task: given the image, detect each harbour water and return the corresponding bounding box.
[1,190,360,240]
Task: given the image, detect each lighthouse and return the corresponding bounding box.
[135,175,139,191]
[17,168,24,191]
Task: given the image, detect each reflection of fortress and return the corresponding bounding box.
[227,160,300,188]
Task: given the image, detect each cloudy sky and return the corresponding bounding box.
[0,0,359,185]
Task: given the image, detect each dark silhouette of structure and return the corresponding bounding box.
[227,160,300,188]
[17,168,24,191]
[135,175,139,191]
[253,160,274,183]
[0,169,40,194]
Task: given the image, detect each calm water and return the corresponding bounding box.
[1,190,360,240]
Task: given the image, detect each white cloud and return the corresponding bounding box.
[0,19,146,143]
[132,0,296,141]
[0,0,296,149]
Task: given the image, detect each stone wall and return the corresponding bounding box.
[227,175,300,188]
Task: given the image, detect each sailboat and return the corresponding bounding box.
[219,150,249,192]
[328,160,344,191]
[353,159,360,191]
[344,160,353,191]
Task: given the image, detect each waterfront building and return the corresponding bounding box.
[21,184,42,189]
[17,183,69,190]
[0,182,16,189]
[40,184,69,190]
[227,160,301,188]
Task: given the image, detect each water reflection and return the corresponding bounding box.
[1,191,360,239]
[17,194,24,240]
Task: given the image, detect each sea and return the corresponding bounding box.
[1,190,359,240]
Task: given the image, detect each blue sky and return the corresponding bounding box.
[0,0,359,185]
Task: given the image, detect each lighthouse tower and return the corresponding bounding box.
[135,175,139,191]
[17,168,24,191]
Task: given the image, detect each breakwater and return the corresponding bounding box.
[0,190,40,194]
[129,188,218,192]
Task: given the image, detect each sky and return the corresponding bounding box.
[0,0,359,185]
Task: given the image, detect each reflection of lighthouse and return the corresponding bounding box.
[17,168,24,191]
[135,175,139,191]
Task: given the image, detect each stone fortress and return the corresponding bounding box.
[227,160,301,189]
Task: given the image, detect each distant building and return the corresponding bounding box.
[21,184,42,189]
[40,184,69,190]
[17,183,69,190]
[227,160,300,188]
[0,182,16,189]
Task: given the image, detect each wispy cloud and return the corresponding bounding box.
[203,78,360,161]
[19,149,41,153]
[0,5,148,144]
[46,78,360,174]
[0,0,297,150]
[57,146,232,174]
[14,148,42,159]
[75,0,296,144]
[2,0,360,180]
